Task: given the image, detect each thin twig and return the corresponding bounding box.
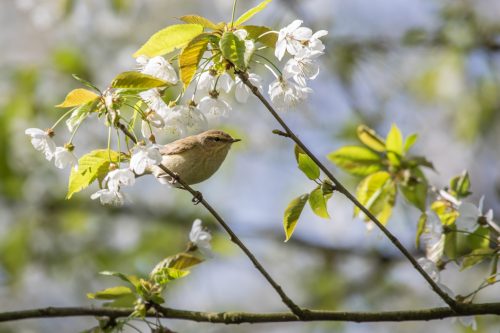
[238,72,459,311]
[116,121,305,318]
[1,303,499,324]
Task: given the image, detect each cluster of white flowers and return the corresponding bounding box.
[25,128,78,170]
[269,20,327,110]
[417,257,477,330]
[137,56,207,138]
[91,143,162,206]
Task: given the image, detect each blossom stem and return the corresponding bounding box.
[51,108,76,130]
[115,120,305,319]
[253,54,282,76]
[239,72,460,311]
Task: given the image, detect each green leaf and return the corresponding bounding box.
[99,271,140,288]
[403,133,418,153]
[309,187,330,219]
[321,179,335,200]
[386,124,404,157]
[150,253,203,276]
[110,71,168,89]
[450,171,472,198]
[179,15,220,30]
[327,146,383,176]
[219,32,247,70]
[406,156,435,170]
[66,150,122,199]
[400,167,428,211]
[283,194,309,242]
[461,248,495,270]
[65,100,97,132]
[179,34,210,90]
[87,286,133,300]
[151,267,190,286]
[294,146,320,180]
[466,226,491,250]
[356,125,386,152]
[355,171,396,224]
[56,88,99,108]
[415,213,427,248]
[133,24,204,58]
[234,0,273,26]
[241,25,277,48]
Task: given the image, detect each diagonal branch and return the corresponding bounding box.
[238,72,458,310]
[1,303,499,324]
[116,121,305,318]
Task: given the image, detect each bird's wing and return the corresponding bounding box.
[160,136,199,155]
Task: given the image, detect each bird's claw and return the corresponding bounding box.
[191,191,203,205]
[168,172,180,185]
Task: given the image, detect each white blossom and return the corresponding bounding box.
[308,30,328,53]
[283,48,322,86]
[139,88,168,112]
[137,55,178,84]
[130,144,162,175]
[275,20,327,61]
[198,95,232,118]
[417,257,440,282]
[235,73,263,103]
[54,147,78,170]
[25,128,56,160]
[91,188,126,206]
[452,316,477,331]
[268,77,312,110]
[275,20,312,60]
[189,219,212,257]
[197,71,233,94]
[163,105,207,136]
[141,110,165,138]
[421,213,445,263]
[105,168,135,191]
[456,196,494,232]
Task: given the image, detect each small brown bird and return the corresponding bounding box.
[149,130,241,185]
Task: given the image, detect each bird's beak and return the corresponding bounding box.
[231,138,242,143]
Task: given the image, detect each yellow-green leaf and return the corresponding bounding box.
[150,253,203,276]
[297,153,320,180]
[357,125,386,152]
[327,146,383,176]
[415,212,427,248]
[461,248,495,270]
[403,133,418,153]
[179,15,220,30]
[284,194,309,242]
[241,25,277,48]
[87,286,133,300]
[179,34,210,90]
[234,0,273,26]
[56,88,99,108]
[355,171,396,224]
[219,32,246,70]
[111,71,168,89]
[386,123,404,156]
[400,167,428,212]
[450,171,471,199]
[309,187,330,219]
[66,150,122,199]
[133,24,203,58]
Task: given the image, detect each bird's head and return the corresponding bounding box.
[198,130,241,151]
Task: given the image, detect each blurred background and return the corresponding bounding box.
[1,0,500,332]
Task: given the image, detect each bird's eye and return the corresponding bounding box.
[214,137,220,142]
